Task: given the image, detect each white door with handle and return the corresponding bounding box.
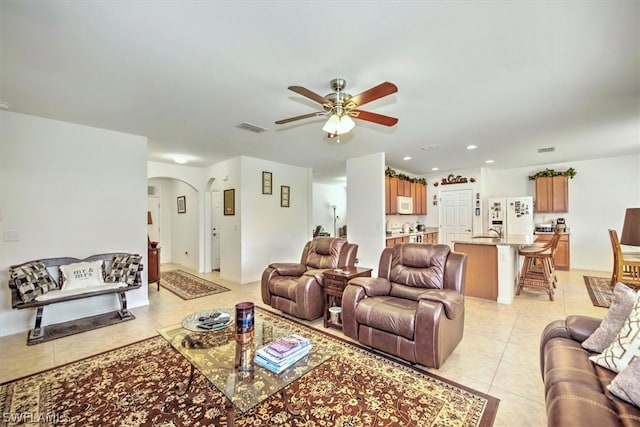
[440,189,473,248]
[211,190,221,270]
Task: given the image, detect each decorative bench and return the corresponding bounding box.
[8,252,143,345]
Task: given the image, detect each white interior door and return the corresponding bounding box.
[440,189,473,248]
[147,196,160,243]
[211,190,222,270]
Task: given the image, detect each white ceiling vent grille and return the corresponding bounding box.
[537,147,556,153]
[238,122,269,133]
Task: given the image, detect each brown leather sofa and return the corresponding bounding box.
[261,237,358,321]
[540,315,640,426]
[342,243,467,369]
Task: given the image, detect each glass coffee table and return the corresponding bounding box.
[158,308,333,426]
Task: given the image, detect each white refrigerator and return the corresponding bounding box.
[488,197,534,236]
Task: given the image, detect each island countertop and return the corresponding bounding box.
[453,234,537,246]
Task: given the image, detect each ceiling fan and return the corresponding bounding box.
[275,78,398,138]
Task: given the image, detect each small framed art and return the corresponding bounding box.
[262,171,272,195]
[281,185,290,208]
[224,189,235,215]
[177,196,186,214]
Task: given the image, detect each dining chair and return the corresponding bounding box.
[608,229,640,288]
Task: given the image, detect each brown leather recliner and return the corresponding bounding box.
[261,237,358,321]
[342,243,467,369]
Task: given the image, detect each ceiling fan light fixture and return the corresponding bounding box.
[322,114,355,135]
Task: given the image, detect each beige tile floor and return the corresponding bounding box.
[0,264,611,426]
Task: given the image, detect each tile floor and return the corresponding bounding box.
[0,264,611,426]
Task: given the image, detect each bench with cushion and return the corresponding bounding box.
[9,252,142,345]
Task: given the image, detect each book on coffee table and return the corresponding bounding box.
[254,345,312,374]
[254,334,312,374]
[263,334,310,359]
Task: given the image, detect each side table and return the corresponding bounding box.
[148,247,161,291]
[321,266,372,329]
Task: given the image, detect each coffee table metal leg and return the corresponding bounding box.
[176,364,196,395]
[225,399,235,427]
[282,387,305,417]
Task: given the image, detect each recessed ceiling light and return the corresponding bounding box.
[421,144,440,151]
[432,167,439,171]
[0,101,9,110]
[485,159,495,164]
[403,156,412,161]
[174,156,188,164]
[466,145,478,150]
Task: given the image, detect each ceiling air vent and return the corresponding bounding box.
[238,121,269,133]
[537,147,556,153]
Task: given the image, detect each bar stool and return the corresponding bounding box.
[516,234,560,301]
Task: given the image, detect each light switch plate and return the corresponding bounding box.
[3,230,20,241]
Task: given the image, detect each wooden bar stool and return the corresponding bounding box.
[516,234,559,301]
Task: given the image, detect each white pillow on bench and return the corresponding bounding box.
[60,261,104,290]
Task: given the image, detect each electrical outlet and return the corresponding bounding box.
[3,230,20,241]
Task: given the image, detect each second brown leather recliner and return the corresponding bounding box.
[261,237,358,321]
[342,243,467,369]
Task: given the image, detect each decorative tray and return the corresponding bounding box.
[181,308,233,332]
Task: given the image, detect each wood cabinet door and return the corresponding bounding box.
[535,177,552,213]
[420,184,427,215]
[404,180,411,197]
[389,177,398,213]
[551,176,568,212]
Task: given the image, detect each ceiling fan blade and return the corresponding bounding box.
[350,82,398,107]
[288,86,331,106]
[351,110,398,127]
[274,111,327,125]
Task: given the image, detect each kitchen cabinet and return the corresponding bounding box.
[385,236,409,247]
[422,232,438,244]
[534,233,570,270]
[386,176,399,214]
[415,183,427,215]
[384,177,427,215]
[535,176,568,213]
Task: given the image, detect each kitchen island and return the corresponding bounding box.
[453,235,536,304]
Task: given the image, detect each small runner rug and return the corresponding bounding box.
[0,307,498,426]
[160,270,230,300]
[584,275,614,308]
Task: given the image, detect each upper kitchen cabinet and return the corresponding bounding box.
[535,176,568,213]
[384,176,427,215]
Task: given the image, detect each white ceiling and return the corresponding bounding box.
[2,1,639,183]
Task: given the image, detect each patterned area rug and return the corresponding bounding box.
[0,308,498,426]
[584,275,614,308]
[160,269,230,300]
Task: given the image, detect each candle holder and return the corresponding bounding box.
[235,302,255,344]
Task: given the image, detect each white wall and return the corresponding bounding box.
[347,153,386,275]
[170,180,199,270]
[312,183,347,236]
[239,156,311,284]
[425,155,640,271]
[0,111,148,336]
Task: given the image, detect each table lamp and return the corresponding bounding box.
[620,208,640,247]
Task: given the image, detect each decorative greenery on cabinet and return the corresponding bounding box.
[385,167,427,185]
[528,167,577,180]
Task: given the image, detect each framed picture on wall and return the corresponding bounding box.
[224,189,235,215]
[281,185,290,208]
[262,171,272,195]
[177,196,186,214]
